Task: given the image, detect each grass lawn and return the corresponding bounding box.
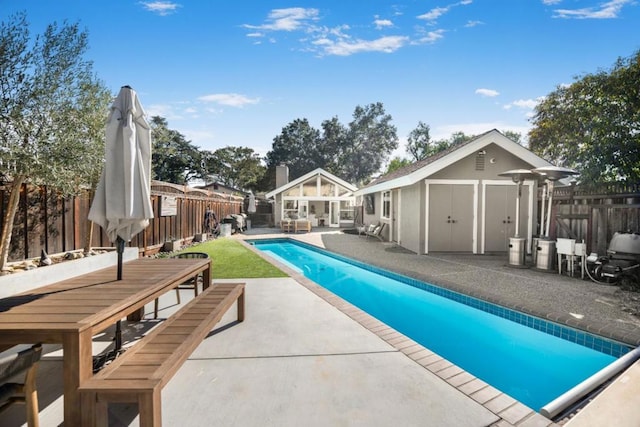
[179,238,288,279]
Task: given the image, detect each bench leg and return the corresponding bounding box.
[138,389,162,427]
[80,391,98,427]
[238,288,245,322]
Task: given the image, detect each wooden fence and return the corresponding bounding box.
[1,180,245,262]
[3,180,638,261]
[550,183,640,255]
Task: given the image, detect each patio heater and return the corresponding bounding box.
[498,169,538,267]
[532,166,579,271]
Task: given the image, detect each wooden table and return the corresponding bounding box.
[0,257,211,426]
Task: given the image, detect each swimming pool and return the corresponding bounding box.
[250,238,631,411]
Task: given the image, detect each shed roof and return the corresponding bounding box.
[355,129,551,195]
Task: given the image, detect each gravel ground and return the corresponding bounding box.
[318,232,640,346]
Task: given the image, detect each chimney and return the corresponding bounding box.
[276,164,289,188]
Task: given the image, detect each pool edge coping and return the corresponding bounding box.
[241,238,560,427]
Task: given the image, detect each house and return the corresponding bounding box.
[265,166,358,228]
[198,181,244,196]
[354,129,552,254]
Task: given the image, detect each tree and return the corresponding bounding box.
[0,13,107,269]
[318,116,348,176]
[150,116,203,184]
[264,103,398,185]
[502,130,522,145]
[204,146,265,191]
[77,80,113,253]
[385,156,412,174]
[265,118,321,180]
[529,50,640,185]
[341,102,398,184]
[406,121,433,161]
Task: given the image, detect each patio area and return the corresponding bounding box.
[2,227,639,426]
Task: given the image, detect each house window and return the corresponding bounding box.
[284,186,300,197]
[382,191,391,219]
[320,178,335,196]
[283,200,298,219]
[340,200,355,221]
[302,178,317,196]
[364,194,375,214]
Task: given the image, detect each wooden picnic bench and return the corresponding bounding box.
[79,282,245,427]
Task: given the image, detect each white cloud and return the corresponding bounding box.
[413,29,446,44]
[465,20,484,27]
[476,88,500,97]
[417,1,473,23]
[243,7,319,32]
[503,97,544,110]
[320,35,409,56]
[140,1,181,16]
[542,0,562,5]
[552,0,632,19]
[374,18,394,29]
[198,93,260,107]
[418,7,450,22]
[146,103,183,120]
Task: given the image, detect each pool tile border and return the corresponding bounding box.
[252,238,632,358]
[298,271,557,427]
[244,239,559,427]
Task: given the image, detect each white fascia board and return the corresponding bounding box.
[354,175,413,195]
[355,131,552,195]
[266,167,357,199]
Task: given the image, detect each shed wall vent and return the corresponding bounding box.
[476,151,486,171]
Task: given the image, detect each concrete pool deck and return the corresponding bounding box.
[2,227,638,426]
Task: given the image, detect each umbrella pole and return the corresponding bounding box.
[115,236,125,351]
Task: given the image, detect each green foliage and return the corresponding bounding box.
[529,50,640,184]
[265,118,321,180]
[0,12,111,269]
[150,116,204,184]
[204,146,265,191]
[265,103,398,184]
[0,12,108,193]
[406,121,433,161]
[181,238,288,279]
[385,156,411,174]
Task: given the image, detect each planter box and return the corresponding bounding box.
[163,240,182,252]
[0,248,139,299]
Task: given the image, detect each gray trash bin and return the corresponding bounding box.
[536,239,556,271]
[220,223,232,237]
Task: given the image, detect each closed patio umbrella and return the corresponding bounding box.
[248,191,256,213]
[89,85,153,272]
[88,85,153,351]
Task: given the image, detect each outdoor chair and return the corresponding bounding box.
[0,343,43,427]
[365,223,386,241]
[154,252,210,318]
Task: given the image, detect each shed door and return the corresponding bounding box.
[485,185,529,252]
[429,184,474,252]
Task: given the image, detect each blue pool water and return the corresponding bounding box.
[251,239,628,411]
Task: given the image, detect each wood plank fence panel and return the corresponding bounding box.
[1,181,245,262]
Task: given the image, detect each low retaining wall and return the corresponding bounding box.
[0,247,139,298]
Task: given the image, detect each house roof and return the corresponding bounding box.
[265,168,358,199]
[355,129,552,195]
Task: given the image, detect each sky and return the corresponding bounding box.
[3,1,639,161]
